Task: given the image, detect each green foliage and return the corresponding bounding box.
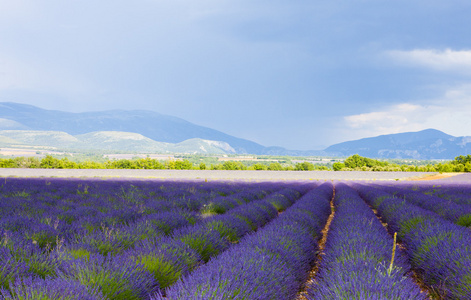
[0,260,26,290]
[399,216,427,239]
[69,248,92,260]
[338,154,457,172]
[457,214,471,227]
[0,155,196,170]
[295,162,315,171]
[454,155,471,165]
[25,232,58,249]
[204,220,239,242]
[249,163,268,170]
[0,153,329,171]
[134,255,181,289]
[222,161,246,170]
[201,203,227,215]
[0,157,41,168]
[444,155,471,173]
[435,163,455,173]
[293,161,330,171]
[344,154,388,169]
[210,163,224,170]
[7,246,58,278]
[39,155,78,169]
[73,269,140,300]
[2,152,468,172]
[426,155,471,173]
[176,235,219,262]
[175,159,193,170]
[267,162,283,170]
[133,158,164,169]
[77,160,105,169]
[332,162,345,171]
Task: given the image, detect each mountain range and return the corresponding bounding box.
[0,130,238,154]
[0,102,324,156]
[325,129,471,159]
[1,102,470,159]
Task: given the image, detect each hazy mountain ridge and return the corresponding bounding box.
[326,129,471,159]
[0,130,236,154]
[0,102,265,154]
[1,102,470,158]
[0,102,328,155]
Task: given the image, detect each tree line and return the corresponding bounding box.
[0,155,327,171]
[332,154,471,172]
[0,154,470,172]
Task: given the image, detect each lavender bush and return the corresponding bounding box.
[156,183,332,299]
[307,183,426,300]
[354,183,471,299]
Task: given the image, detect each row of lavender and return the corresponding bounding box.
[370,182,471,227]
[154,182,434,300]
[354,183,471,299]
[384,174,471,206]
[155,180,471,300]
[0,178,312,298]
[154,182,333,299]
[306,183,426,299]
[0,177,290,253]
[0,178,275,262]
[2,177,470,299]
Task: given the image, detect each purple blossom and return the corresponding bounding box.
[1,276,104,300]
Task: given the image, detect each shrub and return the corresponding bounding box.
[332,162,345,171]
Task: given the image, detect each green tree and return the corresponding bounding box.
[332,162,345,171]
[455,155,471,165]
[222,161,246,170]
[344,154,388,169]
[210,164,224,170]
[78,161,105,169]
[295,162,315,171]
[0,158,15,168]
[165,160,176,169]
[111,159,138,169]
[40,155,59,169]
[436,163,454,173]
[344,154,366,168]
[11,157,41,168]
[174,160,193,170]
[267,162,283,171]
[250,163,268,170]
[454,164,465,172]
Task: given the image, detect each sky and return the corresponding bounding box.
[1,0,471,150]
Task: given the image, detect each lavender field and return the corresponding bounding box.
[1,175,471,299]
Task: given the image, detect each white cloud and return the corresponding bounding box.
[343,84,471,138]
[345,103,421,129]
[386,48,471,74]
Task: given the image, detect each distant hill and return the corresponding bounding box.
[2,102,470,158]
[0,102,268,154]
[0,130,236,154]
[0,102,328,156]
[325,129,471,159]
